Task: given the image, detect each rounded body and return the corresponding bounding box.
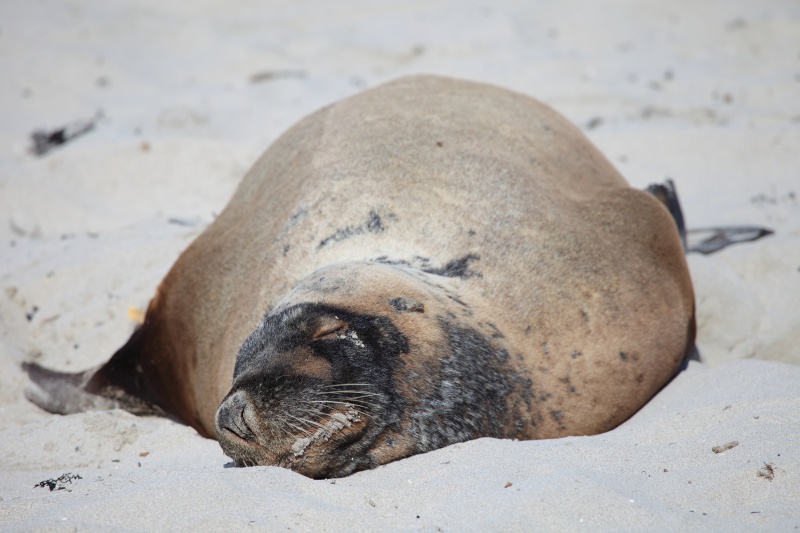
[26,76,695,478]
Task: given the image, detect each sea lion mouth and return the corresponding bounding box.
[221,430,283,468]
[287,406,363,458]
[277,405,376,477]
[215,391,378,476]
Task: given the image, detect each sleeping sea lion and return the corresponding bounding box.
[24,75,695,478]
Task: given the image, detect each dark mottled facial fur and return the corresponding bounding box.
[216,303,408,478]
[409,318,534,452]
[216,299,536,478]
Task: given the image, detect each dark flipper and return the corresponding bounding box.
[645,180,697,370]
[22,325,164,417]
[646,179,773,254]
[23,362,117,414]
[676,344,701,373]
[645,179,771,374]
[646,179,687,250]
[686,226,774,255]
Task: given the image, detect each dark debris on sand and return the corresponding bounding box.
[34,472,83,491]
[31,112,103,156]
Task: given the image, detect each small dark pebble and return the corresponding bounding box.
[586,117,603,130]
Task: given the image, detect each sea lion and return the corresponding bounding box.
[24,75,695,478]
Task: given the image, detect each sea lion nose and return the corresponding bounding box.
[215,390,255,441]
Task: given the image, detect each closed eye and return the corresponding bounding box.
[311,322,349,341]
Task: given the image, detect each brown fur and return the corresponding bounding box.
[25,75,694,472]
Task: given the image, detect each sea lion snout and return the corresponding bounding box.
[215,390,256,443]
[215,369,379,475]
[215,299,413,477]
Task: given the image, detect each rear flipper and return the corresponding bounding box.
[22,326,164,417]
[686,226,774,255]
[646,179,773,254]
[646,179,687,250]
[23,362,119,414]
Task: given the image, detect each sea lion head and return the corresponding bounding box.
[215,261,454,478]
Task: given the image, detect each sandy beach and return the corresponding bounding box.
[1,1,798,530]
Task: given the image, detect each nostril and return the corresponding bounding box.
[239,406,256,437]
[216,391,255,441]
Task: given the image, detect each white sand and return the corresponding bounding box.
[1,1,798,530]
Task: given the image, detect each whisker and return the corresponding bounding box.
[302,399,376,411]
[340,394,383,402]
[301,404,368,419]
[297,406,330,419]
[287,413,327,431]
[316,390,385,398]
[315,395,383,407]
[270,414,296,439]
[320,383,376,389]
[282,417,312,437]
[302,399,370,407]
